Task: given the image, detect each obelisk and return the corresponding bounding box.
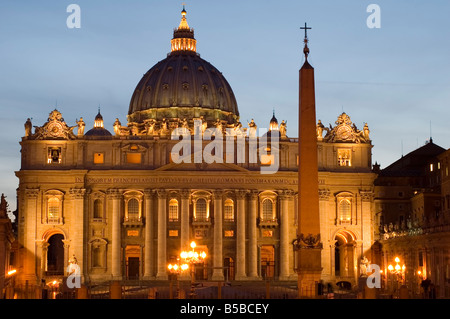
[297,23,322,298]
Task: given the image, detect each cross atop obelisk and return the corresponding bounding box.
[300,22,311,40]
[300,22,312,59]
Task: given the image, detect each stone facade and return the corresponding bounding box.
[16,110,376,286]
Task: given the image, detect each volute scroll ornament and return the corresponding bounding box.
[321,112,370,144]
[32,110,77,140]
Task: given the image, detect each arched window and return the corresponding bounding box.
[48,197,61,223]
[127,198,140,221]
[169,199,179,222]
[262,199,273,220]
[339,199,351,223]
[224,199,234,221]
[93,199,103,219]
[196,198,207,221]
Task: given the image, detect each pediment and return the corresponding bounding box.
[154,161,249,172]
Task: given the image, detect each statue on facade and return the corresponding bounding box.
[200,116,207,133]
[316,120,324,140]
[160,118,170,136]
[360,256,370,277]
[77,117,85,137]
[181,118,189,130]
[248,119,257,138]
[363,123,370,141]
[67,254,80,277]
[129,123,139,136]
[24,118,32,137]
[280,120,287,138]
[113,118,122,136]
[0,193,7,218]
[214,118,223,133]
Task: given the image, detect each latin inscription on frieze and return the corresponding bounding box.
[82,176,297,185]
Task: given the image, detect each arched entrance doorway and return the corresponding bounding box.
[47,234,65,275]
[334,231,357,283]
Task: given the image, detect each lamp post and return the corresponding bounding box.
[388,257,406,298]
[167,260,189,299]
[180,241,207,299]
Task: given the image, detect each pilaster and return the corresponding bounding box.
[156,189,168,280]
[235,190,248,281]
[143,189,154,279]
[211,190,224,281]
[107,189,122,280]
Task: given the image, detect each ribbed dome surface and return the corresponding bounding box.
[128,52,239,124]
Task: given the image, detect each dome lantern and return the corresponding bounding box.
[269,110,279,131]
[171,5,197,53]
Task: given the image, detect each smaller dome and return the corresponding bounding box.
[84,110,112,139]
[269,111,279,131]
[84,127,112,139]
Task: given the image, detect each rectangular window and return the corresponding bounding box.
[224,230,234,237]
[168,200,179,222]
[127,153,142,164]
[337,149,351,167]
[224,200,234,221]
[47,147,62,164]
[260,154,274,166]
[262,230,273,237]
[94,153,104,164]
[169,230,179,237]
[127,230,139,237]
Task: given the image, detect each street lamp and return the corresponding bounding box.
[180,241,207,299]
[388,256,406,297]
[167,260,189,299]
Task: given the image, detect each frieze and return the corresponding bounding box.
[81,176,298,186]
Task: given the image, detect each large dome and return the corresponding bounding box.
[128,7,239,127]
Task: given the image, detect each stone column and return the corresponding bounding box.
[212,190,224,281]
[143,190,154,279]
[248,190,259,279]
[235,190,248,281]
[319,188,332,281]
[179,190,191,281]
[278,190,293,280]
[180,190,190,252]
[108,189,122,280]
[156,189,168,280]
[359,190,373,258]
[22,189,39,284]
[69,188,86,280]
[38,241,49,280]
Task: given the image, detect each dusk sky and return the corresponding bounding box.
[1,1,449,213]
